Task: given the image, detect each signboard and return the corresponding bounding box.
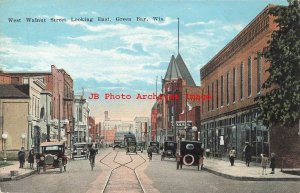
[175,121,192,127]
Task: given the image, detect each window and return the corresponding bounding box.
[79,105,82,122]
[207,85,210,111]
[23,78,29,84]
[257,51,262,93]
[211,82,214,110]
[216,80,219,108]
[221,76,224,106]
[248,56,252,96]
[240,62,244,99]
[227,72,230,105]
[233,67,236,102]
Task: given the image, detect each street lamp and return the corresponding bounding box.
[192,126,197,141]
[27,114,33,150]
[21,133,26,148]
[2,132,8,162]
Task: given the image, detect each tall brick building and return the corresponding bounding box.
[157,54,201,143]
[200,5,278,162]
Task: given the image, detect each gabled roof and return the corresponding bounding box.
[0,84,30,99]
[164,54,196,86]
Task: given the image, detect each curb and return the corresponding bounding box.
[0,170,36,182]
[203,167,300,181]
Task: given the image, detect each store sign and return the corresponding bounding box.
[175,121,192,127]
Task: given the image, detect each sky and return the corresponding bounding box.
[0,0,288,123]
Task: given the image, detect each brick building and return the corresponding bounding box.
[158,54,201,143]
[151,102,158,141]
[200,5,277,162]
[4,65,74,147]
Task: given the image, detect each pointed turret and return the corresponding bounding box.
[164,54,196,86]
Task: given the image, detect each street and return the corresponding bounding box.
[1,149,300,193]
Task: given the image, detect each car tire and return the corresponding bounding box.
[183,154,194,166]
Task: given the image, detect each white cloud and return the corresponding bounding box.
[185,20,217,27]
[222,23,245,32]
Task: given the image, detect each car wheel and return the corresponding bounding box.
[183,154,194,166]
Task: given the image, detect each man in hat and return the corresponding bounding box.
[243,142,251,167]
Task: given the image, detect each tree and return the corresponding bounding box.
[256,0,300,127]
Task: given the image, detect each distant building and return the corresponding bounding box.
[73,95,89,143]
[134,117,150,144]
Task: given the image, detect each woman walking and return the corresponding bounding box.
[28,147,35,169]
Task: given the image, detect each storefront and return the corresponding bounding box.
[201,108,269,163]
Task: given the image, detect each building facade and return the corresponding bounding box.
[200,5,276,161]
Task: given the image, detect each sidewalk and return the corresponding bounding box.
[0,161,36,182]
[203,157,300,181]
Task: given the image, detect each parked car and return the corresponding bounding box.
[179,140,203,170]
[113,140,123,149]
[72,142,89,160]
[149,142,160,154]
[136,141,144,152]
[36,141,68,173]
[161,141,177,160]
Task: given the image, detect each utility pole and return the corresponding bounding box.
[58,87,61,142]
[185,88,188,140]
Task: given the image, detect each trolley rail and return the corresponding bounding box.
[100,150,146,193]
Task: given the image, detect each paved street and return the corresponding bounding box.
[1,148,300,193]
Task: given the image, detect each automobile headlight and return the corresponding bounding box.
[40,156,45,161]
[54,155,58,160]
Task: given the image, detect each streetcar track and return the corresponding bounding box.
[101,150,146,193]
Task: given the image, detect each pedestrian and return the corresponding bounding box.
[261,153,268,175]
[147,146,153,161]
[229,147,236,166]
[199,146,205,170]
[270,153,276,174]
[176,153,183,170]
[243,142,251,167]
[18,147,25,168]
[205,148,210,158]
[28,147,35,169]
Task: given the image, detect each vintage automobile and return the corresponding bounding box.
[136,141,144,152]
[36,141,67,173]
[113,140,123,149]
[72,142,89,160]
[161,141,177,160]
[179,140,203,170]
[149,142,160,154]
[126,141,137,154]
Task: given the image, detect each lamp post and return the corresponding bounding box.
[27,115,33,150]
[61,119,69,142]
[2,132,8,162]
[21,133,26,148]
[192,126,197,141]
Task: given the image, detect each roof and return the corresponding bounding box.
[0,84,30,99]
[164,54,196,86]
[40,141,65,146]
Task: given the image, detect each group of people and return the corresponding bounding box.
[17,146,35,169]
[228,142,276,174]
